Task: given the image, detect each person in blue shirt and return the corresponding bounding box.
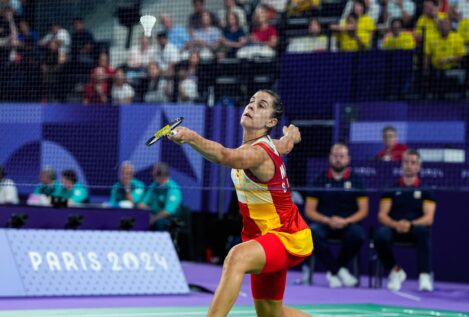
[304,144,368,288]
[160,14,190,50]
[33,166,61,197]
[109,161,145,207]
[138,162,183,231]
[375,149,436,292]
[57,169,89,206]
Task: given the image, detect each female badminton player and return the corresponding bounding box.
[168,89,313,317]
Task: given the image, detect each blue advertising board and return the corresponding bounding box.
[0,229,189,296]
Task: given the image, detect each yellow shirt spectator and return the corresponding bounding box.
[288,0,321,15]
[337,15,375,51]
[383,31,416,50]
[425,31,467,70]
[457,18,469,44]
[415,12,447,44]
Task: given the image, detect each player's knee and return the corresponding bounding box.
[223,244,249,273]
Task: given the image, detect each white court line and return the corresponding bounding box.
[391,291,422,302]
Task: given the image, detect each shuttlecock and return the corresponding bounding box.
[140,15,156,37]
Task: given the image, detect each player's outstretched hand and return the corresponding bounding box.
[167,127,195,145]
[283,124,301,144]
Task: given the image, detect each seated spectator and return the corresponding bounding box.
[83,67,110,105]
[111,68,135,105]
[450,0,469,44]
[39,22,70,56]
[110,161,145,208]
[331,13,369,51]
[137,62,173,103]
[154,31,179,76]
[287,18,328,52]
[160,13,189,50]
[341,0,380,23]
[0,7,17,67]
[184,11,222,60]
[93,52,115,77]
[415,0,444,44]
[40,40,66,102]
[218,0,248,31]
[425,17,466,70]
[304,144,368,288]
[70,17,95,73]
[219,11,248,58]
[177,51,200,103]
[14,19,39,63]
[56,169,89,206]
[27,166,60,206]
[0,165,19,204]
[380,0,416,27]
[288,0,321,16]
[382,18,416,50]
[375,150,436,292]
[237,6,278,59]
[126,36,155,78]
[138,162,183,231]
[376,126,408,161]
[188,0,219,32]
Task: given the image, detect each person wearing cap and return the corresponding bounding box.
[138,162,183,231]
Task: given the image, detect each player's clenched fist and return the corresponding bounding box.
[168,127,196,144]
[283,124,301,144]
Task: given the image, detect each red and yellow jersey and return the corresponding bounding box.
[231,136,313,257]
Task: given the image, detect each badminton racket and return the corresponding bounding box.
[146,117,184,146]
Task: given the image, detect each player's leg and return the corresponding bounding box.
[207,239,266,317]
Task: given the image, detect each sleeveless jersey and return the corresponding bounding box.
[230,136,313,257]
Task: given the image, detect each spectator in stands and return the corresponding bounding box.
[416,0,442,44]
[111,68,135,105]
[154,31,179,76]
[304,144,368,288]
[218,0,248,31]
[57,169,89,206]
[287,17,328,52]
[376,126,408,161]
[380,0,416,27]
[450,0,469,44]
[188,0,219,32]
[425,17,466,70]
[40,39,66,102]
[219,11,248,58]
[0,165,19,204]
[375,149,436,292]
[160,13,189,50]
[259,0,289,19]
[110,161,145,208]
[237,6,278,59]
[331,13,368,51]
[137,62,173,103]
[93,52,116,77]
[70,17,95,73]
[288,0,321,16]
[177,51,199,103]
[39,22,70,56]
[83,67,110,105]
[341,0,380,23]
[14,19,39,62]
[184,11,222,60]
[138,162,183,231]
[127,36,155,78]
[382,18,416,50]
[0,6,17,68]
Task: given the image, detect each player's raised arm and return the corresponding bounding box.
[168,127,269,169]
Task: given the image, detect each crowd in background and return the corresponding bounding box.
[0,0,468,105]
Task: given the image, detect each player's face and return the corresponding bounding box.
[402,154,421,177]
[329,146,350,171]
[241,91,277,131]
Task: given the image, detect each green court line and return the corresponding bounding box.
[0,304,467,317]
